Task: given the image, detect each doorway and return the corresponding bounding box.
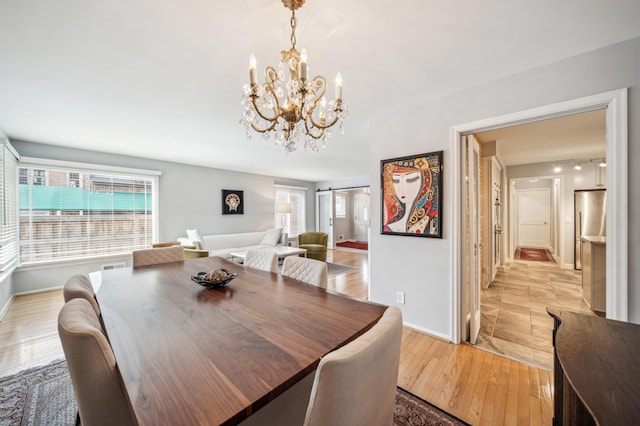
[316,187,370,249]
[451,89,628,353]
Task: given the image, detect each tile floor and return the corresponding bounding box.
[475,257,598,371]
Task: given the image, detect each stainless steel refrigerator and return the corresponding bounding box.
[574,189,606,270]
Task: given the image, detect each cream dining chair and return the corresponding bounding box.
[281,256,328,288]
[244,250,279,273]
[132,245,185,267]
[63,274,100,316]
[239,306,403,426]
[58,298,137,426]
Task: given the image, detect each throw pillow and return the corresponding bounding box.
[186,229,207,250]
[260,228,283,245]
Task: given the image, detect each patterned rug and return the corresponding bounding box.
[326,262,357,277]
[515,247,554,262]
[1,361,468,426]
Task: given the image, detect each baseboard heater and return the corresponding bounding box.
[102,262,127,271]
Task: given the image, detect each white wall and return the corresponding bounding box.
[369,36,640,337]
[10,140,315,294]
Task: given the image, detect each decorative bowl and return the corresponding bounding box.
[191,269,238,289]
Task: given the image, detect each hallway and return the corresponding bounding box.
[475,258,597,370]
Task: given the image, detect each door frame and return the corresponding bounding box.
[315,191,335,249]
[450,88,628,343]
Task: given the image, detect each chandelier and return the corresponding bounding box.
[240,0,348,153]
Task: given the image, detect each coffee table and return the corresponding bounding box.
[230,245,307,263]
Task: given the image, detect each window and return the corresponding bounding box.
[19,160,159,264]
[274,186,306,237]
[0,143,19,272]
[68,172,80,187]
[335,192,346,218]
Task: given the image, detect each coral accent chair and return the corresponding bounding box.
[298,232,328,261]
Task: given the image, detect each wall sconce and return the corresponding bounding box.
[599,159,606,167]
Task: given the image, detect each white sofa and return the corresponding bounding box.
[177,228,287,260]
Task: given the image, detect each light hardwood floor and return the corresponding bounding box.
[0,250,553,425]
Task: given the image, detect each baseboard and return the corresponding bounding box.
[402,321,452,342]
[0,294,15,321]
[14,285,64,297]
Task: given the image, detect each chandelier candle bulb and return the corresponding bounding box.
[335,72,343,100]
[300,49,308,81]
[249,54,257,86]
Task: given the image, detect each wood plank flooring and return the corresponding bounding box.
[0,249,553,425]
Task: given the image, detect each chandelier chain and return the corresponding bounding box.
[290,10,297,49]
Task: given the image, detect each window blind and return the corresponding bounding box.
[275,188,306,237]
[19,164,158,264]
[0,144,18,271]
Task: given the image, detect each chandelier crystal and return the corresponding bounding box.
[240,0,348,153]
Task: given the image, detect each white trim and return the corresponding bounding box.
[450,88,628,343]
[273,184,309,191]
[14,285,64,296]
[15,253,131,272]
[403,320,452,342]
[19,156,161,177]
[0,294,15,321]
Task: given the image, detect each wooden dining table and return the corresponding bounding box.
[93,256,387,426]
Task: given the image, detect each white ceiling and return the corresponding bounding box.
[0,1,638,182]
[474,109,607,167]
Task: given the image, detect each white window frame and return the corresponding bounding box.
[335,192,347,218]
[18,157,161,266]
[274,185,307,237]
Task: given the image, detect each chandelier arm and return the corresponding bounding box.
[303,116,325,140]
[249,94,278,124]
[309,112,341,131]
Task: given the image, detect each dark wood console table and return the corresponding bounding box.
[548,309,640,425]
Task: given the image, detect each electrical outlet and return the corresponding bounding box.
[396,291,405,304]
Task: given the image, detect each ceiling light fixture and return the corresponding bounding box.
[599,159,606,167]
[240,0,348,154]
[574,163,582,171]
[553,164,562,173]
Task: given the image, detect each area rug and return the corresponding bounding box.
[336,241,368,250]
[326,262,357,277]
[1,362,468,426]
[515,247,554,262]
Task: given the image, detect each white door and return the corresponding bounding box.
[468,135,481,344]
[516,188,551,248]
[316,191,334,249]
[353,192,370,242]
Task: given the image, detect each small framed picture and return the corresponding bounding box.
[222,189,244,215]
[380,151,443,238]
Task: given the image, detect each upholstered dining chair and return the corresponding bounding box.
[244,250,279,273]
[281,256,328,288]
[63,274,100,316]
[239,306,403,426]
[58,298,137,426]
[132,245,184,267]
[298,232,328,261]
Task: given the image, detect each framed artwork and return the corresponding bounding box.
[380,151,443,238]
[222,189,244,215]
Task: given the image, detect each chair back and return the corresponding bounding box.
[132,245,184,267]
[63,274,100,316]
[304,306,403,426]
[298,232,328,246]
[58,298,137,426]
[244,250,279,273]
[281,256,328,288]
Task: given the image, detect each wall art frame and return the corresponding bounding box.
[222,189,244,215]
[380,151,443,238]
